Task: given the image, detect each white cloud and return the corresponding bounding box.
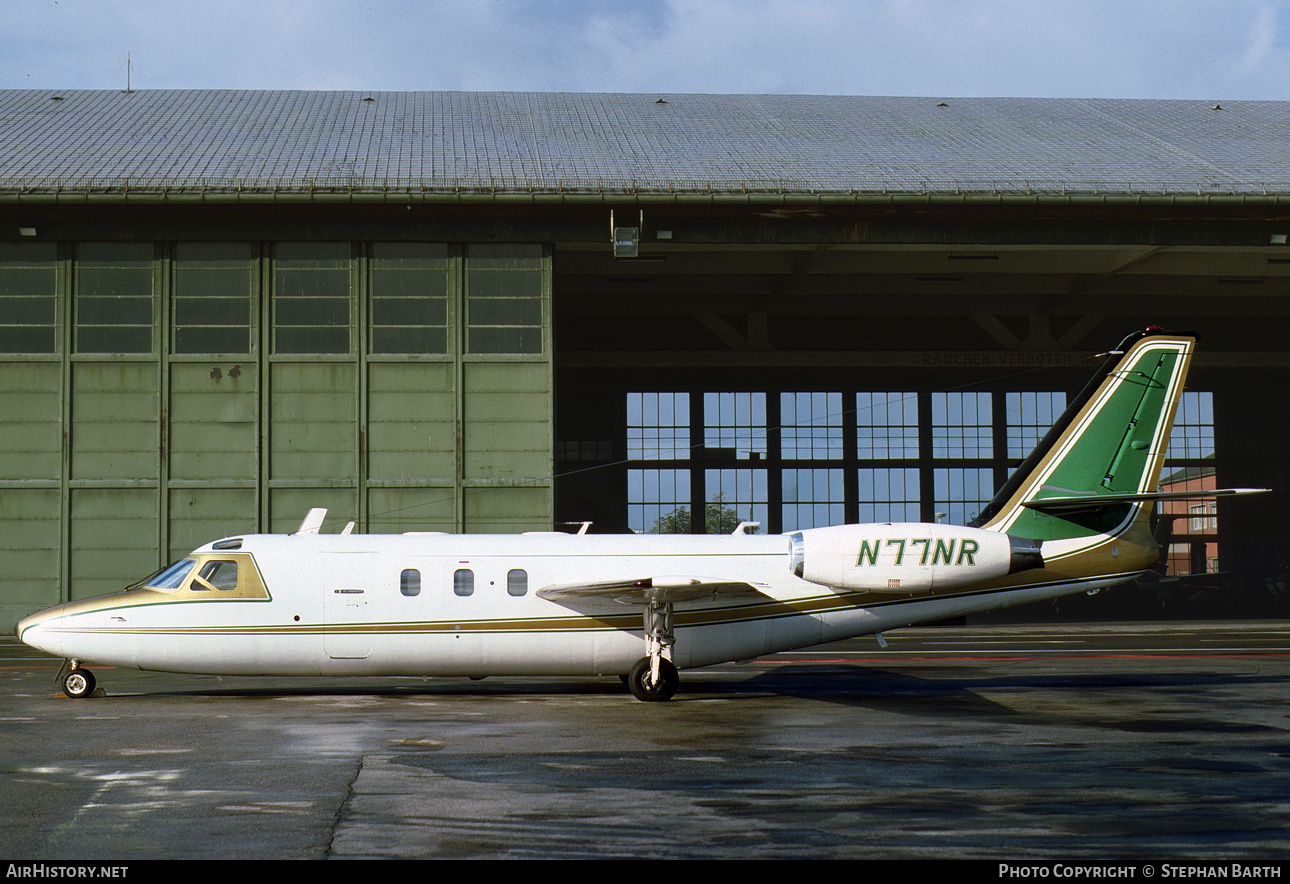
[3,0,1290,98]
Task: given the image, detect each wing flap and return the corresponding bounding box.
[537,576,772,606]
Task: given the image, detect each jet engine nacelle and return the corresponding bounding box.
[789,523,1043,593]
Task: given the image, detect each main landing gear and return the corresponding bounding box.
[626,598,680,702]
[59,660,97,699]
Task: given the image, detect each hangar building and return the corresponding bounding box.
[1,90,1287,630]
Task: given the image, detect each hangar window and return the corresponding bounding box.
[76,243,155,354]
[465,244,544,354]
[783,468,844,531]
[856,393,918,459]
[706,469,767,531]
[857,468,921,524]
[704,392,766,459]
[401,568,421,597]
[1007,392,1066,459]
[629,468,691,533]
[932,392,992,458]
[172,243,254,354]
[370,243,450,354]
[507,569,527,597]
[1160,392,1218,576]
[0,241,57,353]
[628,392,689,459]
[934,467,994,526]
[273,243,352,354]
[1165,392,1215,461]
[454,568,474,596]
[781,393,842,459]
[855,394,921,526]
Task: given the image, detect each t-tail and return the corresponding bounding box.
[970,327,1198,575]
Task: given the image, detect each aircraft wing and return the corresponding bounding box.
[537,576,773,606]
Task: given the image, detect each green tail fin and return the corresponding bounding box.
[973,329,1195,542]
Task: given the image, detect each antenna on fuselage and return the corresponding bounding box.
[293,508,328,535]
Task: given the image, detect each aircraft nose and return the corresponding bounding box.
[16,611,61,657]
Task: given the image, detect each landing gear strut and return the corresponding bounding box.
[626,598,680,701]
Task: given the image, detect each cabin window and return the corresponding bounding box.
[507,569,527,597]
[401,568,421,597]
[454,568,474,596]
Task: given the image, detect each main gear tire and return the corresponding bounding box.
[626,657,679,702]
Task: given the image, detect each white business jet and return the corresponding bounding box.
[18,329,1265,701]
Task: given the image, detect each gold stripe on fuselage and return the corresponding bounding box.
[27,570,1137,640]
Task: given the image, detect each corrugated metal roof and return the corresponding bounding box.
[1,89,1288,197]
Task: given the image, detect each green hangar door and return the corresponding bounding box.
[0,241,552,629]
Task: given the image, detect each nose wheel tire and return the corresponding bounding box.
[63,668,96,699]
[626,657,679,702]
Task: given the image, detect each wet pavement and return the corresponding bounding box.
[1,623,1288,860]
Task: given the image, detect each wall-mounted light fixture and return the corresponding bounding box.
[610,210,642,258]
[18,227,36,237]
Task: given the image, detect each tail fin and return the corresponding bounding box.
[972,329,1195,547]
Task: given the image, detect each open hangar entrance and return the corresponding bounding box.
[551,211,1290,617]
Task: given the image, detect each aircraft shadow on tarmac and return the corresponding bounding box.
[87,663,1290,726]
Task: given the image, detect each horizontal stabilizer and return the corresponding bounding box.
[538,576,772,605]
[1023,487,1269,513]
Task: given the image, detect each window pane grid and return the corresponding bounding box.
[370,243,450,355]
[173,243,254,355]
[705,469,767,532]
[857,468,920,523]
[0,242,57,353]
[273,242,351,354]
[857,392,918,459]
[704,392,766,458]
[627,392,690,460]
[1006,392,1066,459]
[76,243,154,354]
[933,392,992,458]
[465,244,544,355]
[934,467,993,526]
[782,468,844,531]
[628,468,691,534]
[1165,391,1215,462]
[781,392,842,459]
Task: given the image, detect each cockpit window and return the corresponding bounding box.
[133,558,198,591]
[126,551,270,601]
[193,559,240,591]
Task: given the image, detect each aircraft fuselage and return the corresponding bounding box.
[18,527,1138,679]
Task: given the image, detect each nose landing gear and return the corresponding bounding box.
[58,660,97,698]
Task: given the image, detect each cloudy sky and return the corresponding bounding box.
[3,0,1289,99]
